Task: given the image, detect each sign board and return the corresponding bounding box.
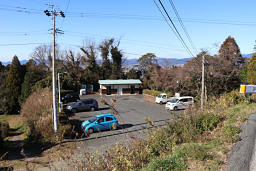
[240,85,256,93]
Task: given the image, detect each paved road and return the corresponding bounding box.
[228,114,256,171]
[71,94,174,153]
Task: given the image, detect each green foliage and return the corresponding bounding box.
[6,56,25,114]
[143,89,172,97]
[195,114,222,132]
[32,74,52,91]
[99,39,113,79]
[223,125,240,143]
[240,65,248,84]
[110,44,123,79]
[19,70,46,105]
[142,154,186,171]
[0,122,9,139]
[81,46,101,90]
[175,143,210,161]
[137,53,157,74]
[247,53,256,84]
[126,68,141,79]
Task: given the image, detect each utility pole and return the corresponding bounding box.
[58,72,61,113]
[44,7,65,133]
[58,72,67,112]
[201,53,205,110]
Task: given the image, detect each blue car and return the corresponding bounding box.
[81,114,119,134]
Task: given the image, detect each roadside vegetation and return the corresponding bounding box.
[60,91,256,170]
[143,89,172,97]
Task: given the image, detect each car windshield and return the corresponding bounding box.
[89,117,97,123]
[169,98,178,103]
[157,95,163,98]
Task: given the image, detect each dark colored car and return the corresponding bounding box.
[62,93,80,104]
[66,98,98,113]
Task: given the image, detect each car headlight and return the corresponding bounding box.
[67,105,72,110]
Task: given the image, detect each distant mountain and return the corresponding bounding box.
[123,57,193,66]
[2,60,28,65]
[242,53,254,58]
[1,53,254,66]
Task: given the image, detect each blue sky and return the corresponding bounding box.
[0,0,256,62]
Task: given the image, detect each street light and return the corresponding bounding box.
[58,72,67,112]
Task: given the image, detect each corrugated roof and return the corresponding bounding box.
[99,79,142,85]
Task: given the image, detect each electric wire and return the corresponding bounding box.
[154,0,195,57]
[0,42,49,46]
[168,0,198,54]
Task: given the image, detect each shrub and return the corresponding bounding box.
[21,88,56,147]
[175,143,210,161]
[21,87,73,148]
[142,154,186,171]
[195,113,222,132]
[0,122,9,138]
[143,89,172,97]
[223,125,240,143]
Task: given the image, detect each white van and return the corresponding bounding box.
[155,93,168,104]
[165,96,194,110]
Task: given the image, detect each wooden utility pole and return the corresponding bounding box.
[201,53,205,110]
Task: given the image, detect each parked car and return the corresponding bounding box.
[81,114,119,134]
[62,93,80,104]
[66,98,98,113]
[165,96,194,110]
[155,93,172,104]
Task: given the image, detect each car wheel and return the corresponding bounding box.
[160,101,163,105]
[91,107,95,111]
[72,109,77,113]
[112,123,117,130]
[88,128,94,134]
[174,106,178,111]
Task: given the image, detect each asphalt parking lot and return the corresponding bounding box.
[70,94,173,153]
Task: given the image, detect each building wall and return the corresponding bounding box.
[99,84,141,95]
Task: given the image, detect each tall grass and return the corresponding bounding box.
[21,87,72,148]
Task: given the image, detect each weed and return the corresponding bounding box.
[142,154,186,171]
[223,125,240,143]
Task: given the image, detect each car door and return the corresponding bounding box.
[94,117,106,131]
[80,102,89,111]
[74,102,81,112]
[162,95,167,103]
[178,99,186,109]
[105,116,115,130]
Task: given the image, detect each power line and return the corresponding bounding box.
[154,0,195,57]
[1,4,256,26]
[0,42,48,46]
[168,0,198,54]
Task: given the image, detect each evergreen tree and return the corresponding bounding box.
[0,61,3,72]
[99,39,113,79]
[81,46,101,89]
[247,53,256,84]
[19,59,47,104]
[126,68,141,79]
[110,44,123,79]
[6,56,24,114]
[0,64,8,114]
